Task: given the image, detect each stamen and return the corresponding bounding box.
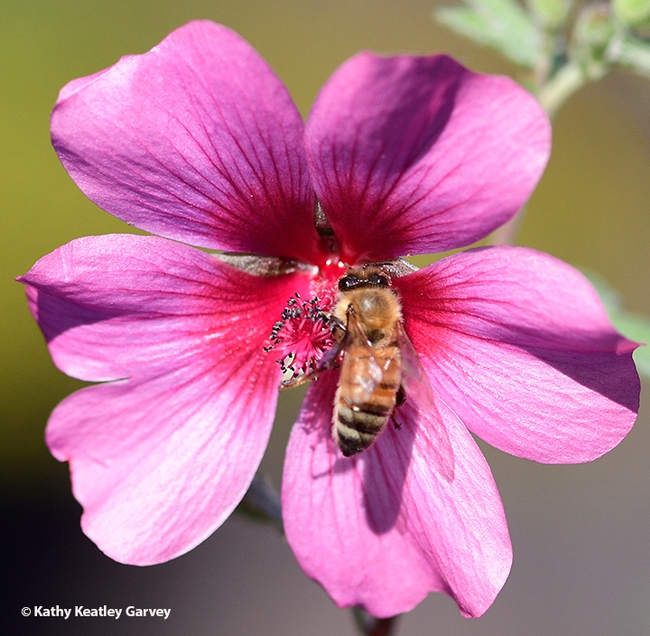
[264,294,334,384]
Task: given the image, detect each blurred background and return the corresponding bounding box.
[2,0,650,634]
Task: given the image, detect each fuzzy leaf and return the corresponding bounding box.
[613,0,650,27]
[436,0,541,68]
[610,34,650,77]
[581,269,623,313]
[608,311,650,377]
[582,270,650,378]
[526,0,571,28]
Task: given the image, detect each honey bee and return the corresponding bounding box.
[328,266,411,457]
[277,260,451,466]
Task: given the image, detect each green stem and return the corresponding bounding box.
[537,61,587,118]
[236,473,284,533]
[352,608,400,636]
[367,616,399,636]
[492,59,590,246]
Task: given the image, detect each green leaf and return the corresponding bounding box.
[437,6,490,44]
[435,0,542,68]
[613,0,650,27]
[609,311,650,377]
[582,269,650,378]
[573,4,616,64]
[581,269,622,313]
[527,0,572,29]
[609,33,650,77]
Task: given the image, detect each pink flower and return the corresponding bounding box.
[20,21,639,619]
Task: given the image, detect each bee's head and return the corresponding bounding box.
[338,268,390,292]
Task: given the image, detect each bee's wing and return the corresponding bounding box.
[343,310,391,398]
[396,323,455,481]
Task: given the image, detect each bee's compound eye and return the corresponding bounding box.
[338,275,359,291]
[367,273,390,287]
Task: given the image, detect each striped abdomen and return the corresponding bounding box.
[333,341,401,457]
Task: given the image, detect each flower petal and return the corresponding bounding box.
[282,371,511,618]
[20,234,312,382]
[46,361,277,565]
[20,234,313,564]
[394,246,640,463]
[51,21,322,262]
[305,54,550,263]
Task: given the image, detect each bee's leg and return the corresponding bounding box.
[328,315,346,340]
[392,385,407,430]
[280,372,317,390]
[396,385,406,407]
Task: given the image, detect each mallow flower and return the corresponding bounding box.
[20,20,639,619]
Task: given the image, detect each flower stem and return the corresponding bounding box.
[491,59,590,246]
[367,616,400,636]
[537,61,587,118]
[236,473,284,533]
[352,607,400,636]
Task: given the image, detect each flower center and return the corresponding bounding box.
[264,294,335,385]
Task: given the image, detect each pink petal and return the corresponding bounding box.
[20,234,312,382]
[51,21,323,263]
[19,234,313,564]
[394,246,640,463]
[305,54,550,263]
[46,362,278,565]
[282,371,511,618]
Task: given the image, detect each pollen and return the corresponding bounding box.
[264,294,334,385]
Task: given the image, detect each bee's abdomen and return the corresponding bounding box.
[334,404,390,457]
[334,379,399,457]
[333,343,401,457]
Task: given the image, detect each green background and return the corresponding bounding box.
[2,0,650,634]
